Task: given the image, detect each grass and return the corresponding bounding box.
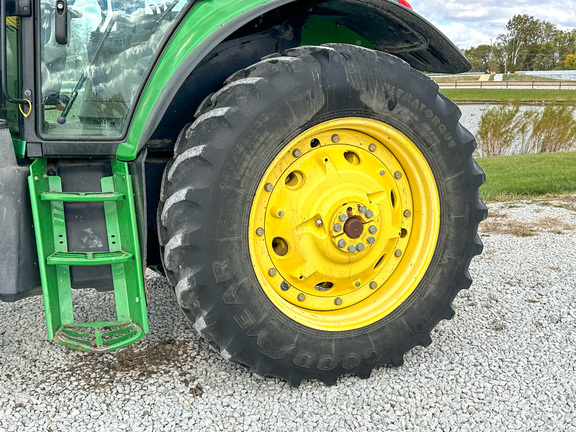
[440,89,576,104]
[477,151,576,201]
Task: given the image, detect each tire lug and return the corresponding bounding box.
[264,183,274,192]
[268,268,277,277]
[334,297,343,306]
[337,239,346,248]
[368,143,376,152]
[367,236,375,245]
[297,293,306,301]
[356,243,365,252]
[394,171,402,179]
[338,214,347,222]
[292,149,302,158]
[359,205,367,214]
[315,219,323,227]
[394,249,403,257]
[331,134,340,143]
[280,281,290,291]
[333,223,342,232]
[368,225,377,234]
[348,245,357,253]
[404,210,411,218]
[256,227,264,236]
[365,209,374,219]
[369,281,377,289]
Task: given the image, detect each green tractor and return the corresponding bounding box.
[0,0,486,386]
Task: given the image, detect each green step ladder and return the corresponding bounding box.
[28,158,148,353]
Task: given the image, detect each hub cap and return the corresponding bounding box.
[249,118,440,331]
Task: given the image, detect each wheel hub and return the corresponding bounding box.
[249,118,440,330]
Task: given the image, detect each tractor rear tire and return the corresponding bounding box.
[158,44,486,386]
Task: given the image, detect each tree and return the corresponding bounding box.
[565,54,576,70]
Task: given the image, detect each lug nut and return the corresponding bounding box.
[256,227,265,236]
[368,225,377,234]
[331,134,340,143]
[368,143,377,152]
[280,281,290,291]
[339,214,347,222]
[278,210,285,217]
[297,293,306,301]
[369,281,378,289]
[394,249,402,257]
[365,209,374,219]
[367,236,376,245]
[359,205,367,214]
[333,223,342,232]
[394,171,402,179]
[268,268,277,277]
[348,245,357,253]
[264,183,274,192]
[292,149,302,158]
[356,243,365,251]
[354,281,361,287]
[404,210,412,218]
[334,297,343,306]
[379,170,385,176]
[315,219,323,227]
[338,239,346,248]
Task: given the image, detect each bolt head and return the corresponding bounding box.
[359,205,367,214]
[394,249,402,257]
[256,227,264,236]
[268,268,277,277]
[278,210,285,217]
[339,214,347,222]
[334,297,343,306]
[356,243,365,251]
[365,209,374,219]
[297,293,306,301]
[337,239,346,248]
[379,170,386,176]
[280,281,290,291]
[394,171,402,179]
[368,143,377,152]
[331,134,340,143]
[367,236,376,245]
[368,225,377,234]
[292,149,302,158]
[354,281,360,287]
[315,219,323,227]
[369,281,378,289]
[348,245,357,253]
[264,183,274,192]
[333,223,342,232]
[404,210,412,218]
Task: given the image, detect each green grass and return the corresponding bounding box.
[440,89,576,104]
[477,151,576,201]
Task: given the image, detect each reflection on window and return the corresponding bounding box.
[41,0,189,138]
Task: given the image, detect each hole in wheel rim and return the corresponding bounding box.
[344,151,361,165]
[285,171,304,189]
[272,237,289,256]
[374,254,386,269]
[315,281,334,291]
[310,138,320,148]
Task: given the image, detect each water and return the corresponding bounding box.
[517,70,576,81]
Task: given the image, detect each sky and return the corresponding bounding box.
[411,0,576,48]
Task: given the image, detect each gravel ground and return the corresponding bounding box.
[0,197,575,431]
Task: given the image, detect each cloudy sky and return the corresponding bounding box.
[411,0,576,48]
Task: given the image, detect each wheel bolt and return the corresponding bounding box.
[368,143,377,152]
[348,245,357,253]
[404,210,411,218]
[264,183,274,192]
[379,170,385,176]
[256,227,264,236]
[367,236,375,245]
[331,134,340,143]
[339,214,347,222]
[365,209,374,219]
[369,281,377,289]
[292,149,302,158]
[334,297,343,306]
[394,171,402,179]
[338,239,346,248]
[394,249,402,257]
[354,281,361,287]
[280,281,289,291]
[268,268,277,277]
[333,223,342,232]
[297,293,306,301]
[315,219,323,227]
[356,243,365,251]
[368,225,377,234]
[359,205,367,214]
[278,210,285,217]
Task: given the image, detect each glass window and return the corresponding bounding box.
[1,17,20,135]
[40,0,190,138]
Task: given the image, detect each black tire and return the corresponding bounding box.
[158,44,486,386]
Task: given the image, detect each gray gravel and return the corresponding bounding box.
[1,197,575,431]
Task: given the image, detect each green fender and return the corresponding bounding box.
[116,0,470,161]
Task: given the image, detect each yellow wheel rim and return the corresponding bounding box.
[248,118,440,331]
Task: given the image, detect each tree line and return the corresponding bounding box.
[464,15,576,72]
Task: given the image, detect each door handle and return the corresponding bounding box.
[55,0,68,45]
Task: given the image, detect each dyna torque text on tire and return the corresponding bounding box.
[158,44,487,386]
